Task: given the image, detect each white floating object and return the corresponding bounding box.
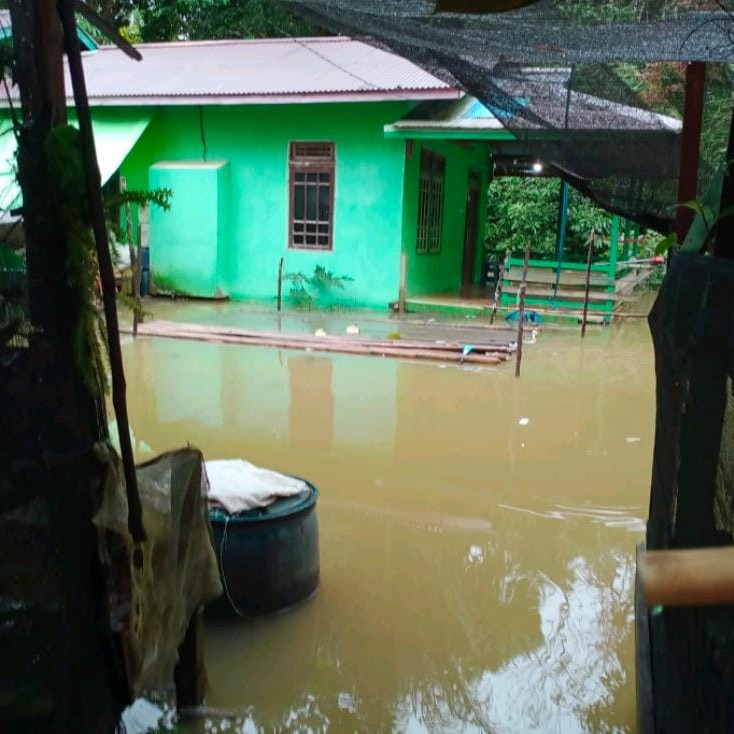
[626,436,641,443]
[314,328,327,337]
[518,417,530,426]
[346,323,360,335]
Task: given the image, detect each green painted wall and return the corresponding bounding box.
[400,140,490,297]
[149,160,230,297]
[121,102,411,308]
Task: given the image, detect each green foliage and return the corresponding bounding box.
[90,0,321,42]
[106,187,172,212]
[485,177,612,261]
[558,0,683,24]
[284,265,353,309]
[105,186,171,243]
[42,126,172,394]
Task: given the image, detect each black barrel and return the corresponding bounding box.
[207,482,319,618]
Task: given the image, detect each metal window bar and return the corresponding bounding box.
[417,150,445,255]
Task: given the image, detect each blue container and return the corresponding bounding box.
[207,482,320,618]
[140,270,149,297]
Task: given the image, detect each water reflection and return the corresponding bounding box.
[122,316,654,732]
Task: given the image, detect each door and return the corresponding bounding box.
[461,172,481,296]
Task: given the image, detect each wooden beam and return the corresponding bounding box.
[713,98,734,258]
[638,546,734,607]
[676,62,706,246]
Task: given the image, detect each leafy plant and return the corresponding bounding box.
[284,265,353,309]
[485,177,612,261]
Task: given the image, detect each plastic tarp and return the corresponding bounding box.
[206,459,308,514]
[93,445,222,697]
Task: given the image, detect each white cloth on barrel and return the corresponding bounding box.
[205,459,308,514]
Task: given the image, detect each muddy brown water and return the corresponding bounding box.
[122,306,654,733]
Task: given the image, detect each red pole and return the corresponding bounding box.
[676,62,706,246]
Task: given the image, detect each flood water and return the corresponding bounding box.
[122,305,655,733]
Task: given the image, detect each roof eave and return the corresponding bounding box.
[71,88,463,106]
[384,123,515,141]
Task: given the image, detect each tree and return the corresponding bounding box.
[485,177,613,261]
[85,0,321,42]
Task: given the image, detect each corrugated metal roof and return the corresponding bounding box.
[65,37,460,105]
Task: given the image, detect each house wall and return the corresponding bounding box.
[400,140,490,297]
[120,102,411,309]
[148,160,230,297]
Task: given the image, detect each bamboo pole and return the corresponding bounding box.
[59,0,145,545]
[490,247,510,324]
[580,231,594,338]
[515,243,530,378]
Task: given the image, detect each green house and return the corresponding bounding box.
[39,37,498,309]
[0,36,677,311]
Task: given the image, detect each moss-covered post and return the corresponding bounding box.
[2,1,129,731]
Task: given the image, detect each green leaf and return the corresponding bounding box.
[654,233,677,256]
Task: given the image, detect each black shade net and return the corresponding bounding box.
[284,0,734,231]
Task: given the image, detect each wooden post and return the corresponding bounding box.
[490,247,510,324]
[514,243,530,378]
[174,609,206,711]
[276,256,284,313]
[398,252,407,314]
[713,98,734,259]
[581,231,594,338]
[676,62,706,247]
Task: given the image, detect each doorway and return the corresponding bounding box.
[461,171,481,297]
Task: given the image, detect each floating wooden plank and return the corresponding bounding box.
[124,320,515,366]
[139,320,514,353]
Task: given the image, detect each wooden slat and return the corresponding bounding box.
[504,286,620,303]
[506,266,614,288]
